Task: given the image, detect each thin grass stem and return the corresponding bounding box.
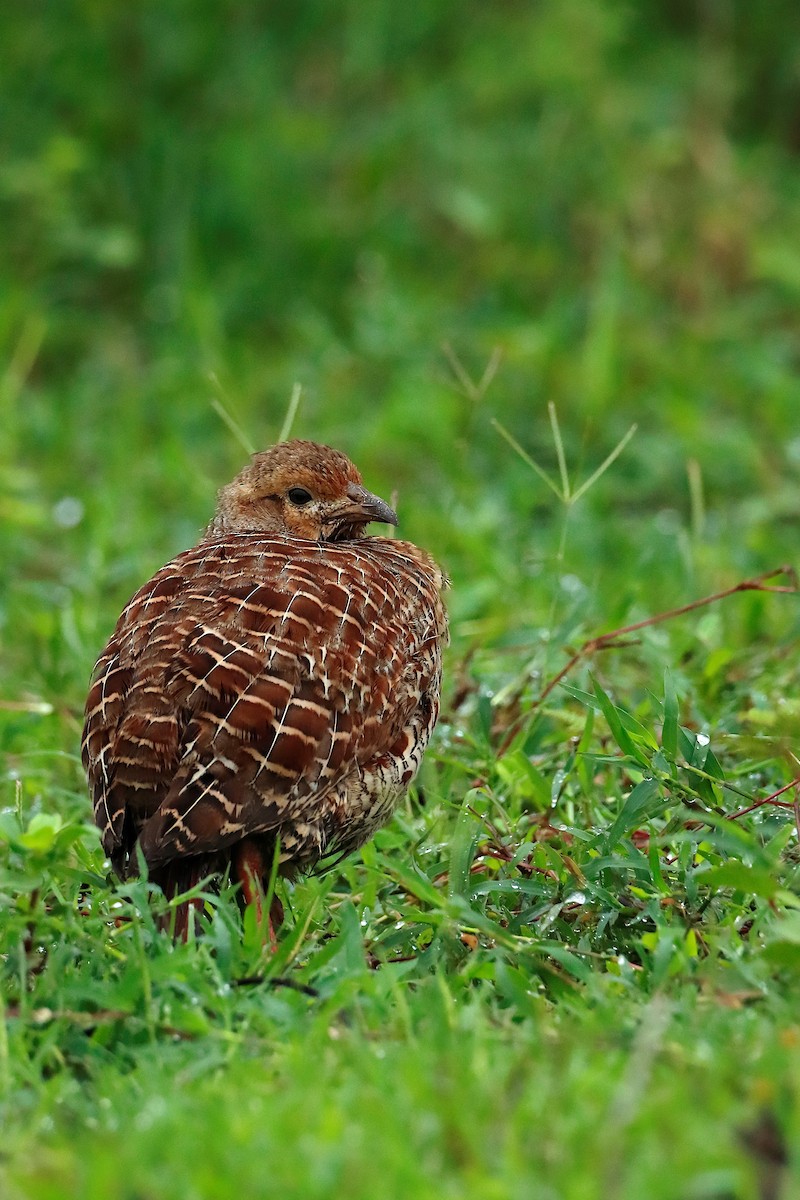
[570,422,638,504]
[548,402,571,501]
[279,382,303,442]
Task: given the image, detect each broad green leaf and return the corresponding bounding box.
[704,862,779,899]
[543,943,593,984]
[591,675,643,763]
[18,812,64,853]
[678,727,709,768]
[495,749,551,809]
[662,669,678,759]
[448,799,480,898]
[763,942,800,970]
[604,778,663,849]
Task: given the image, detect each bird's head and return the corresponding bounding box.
[209,440,398,541]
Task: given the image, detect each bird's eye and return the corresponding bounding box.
[287,487,313,506]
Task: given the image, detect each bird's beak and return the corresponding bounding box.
[343,483,398,527]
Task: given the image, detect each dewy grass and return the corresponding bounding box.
[3,4,800,1197]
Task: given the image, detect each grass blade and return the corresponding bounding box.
[571,423,637,504]
[491,418,564,500]
[662,669,678,760]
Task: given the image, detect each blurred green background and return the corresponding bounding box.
[4,2,800,710]
[5,0,800,790]
[3,6,800,1196]
[5,0,800,742]
[4,0,800,572]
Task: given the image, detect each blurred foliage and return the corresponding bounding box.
[2,0,800,692]
[3,0,800,440]
[3,3,800,1198]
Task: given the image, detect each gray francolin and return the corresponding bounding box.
[81,440,448,939]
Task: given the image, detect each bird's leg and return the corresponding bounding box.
[153,861,208,942]
[234,837,265,925]
[171,893,204,943]
[233,838,282,951]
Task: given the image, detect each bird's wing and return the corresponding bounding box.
[82,537,444,871]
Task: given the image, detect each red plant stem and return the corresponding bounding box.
[537,565,798,711]
[728,778,800,821]
[495,564,798,756]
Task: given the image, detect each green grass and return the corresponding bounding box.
[3,3,800,1197]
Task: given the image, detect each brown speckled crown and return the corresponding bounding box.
[81,440,448,915]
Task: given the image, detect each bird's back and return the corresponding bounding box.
[82,532,448,877]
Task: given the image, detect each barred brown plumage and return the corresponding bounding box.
[81,440,448,940]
